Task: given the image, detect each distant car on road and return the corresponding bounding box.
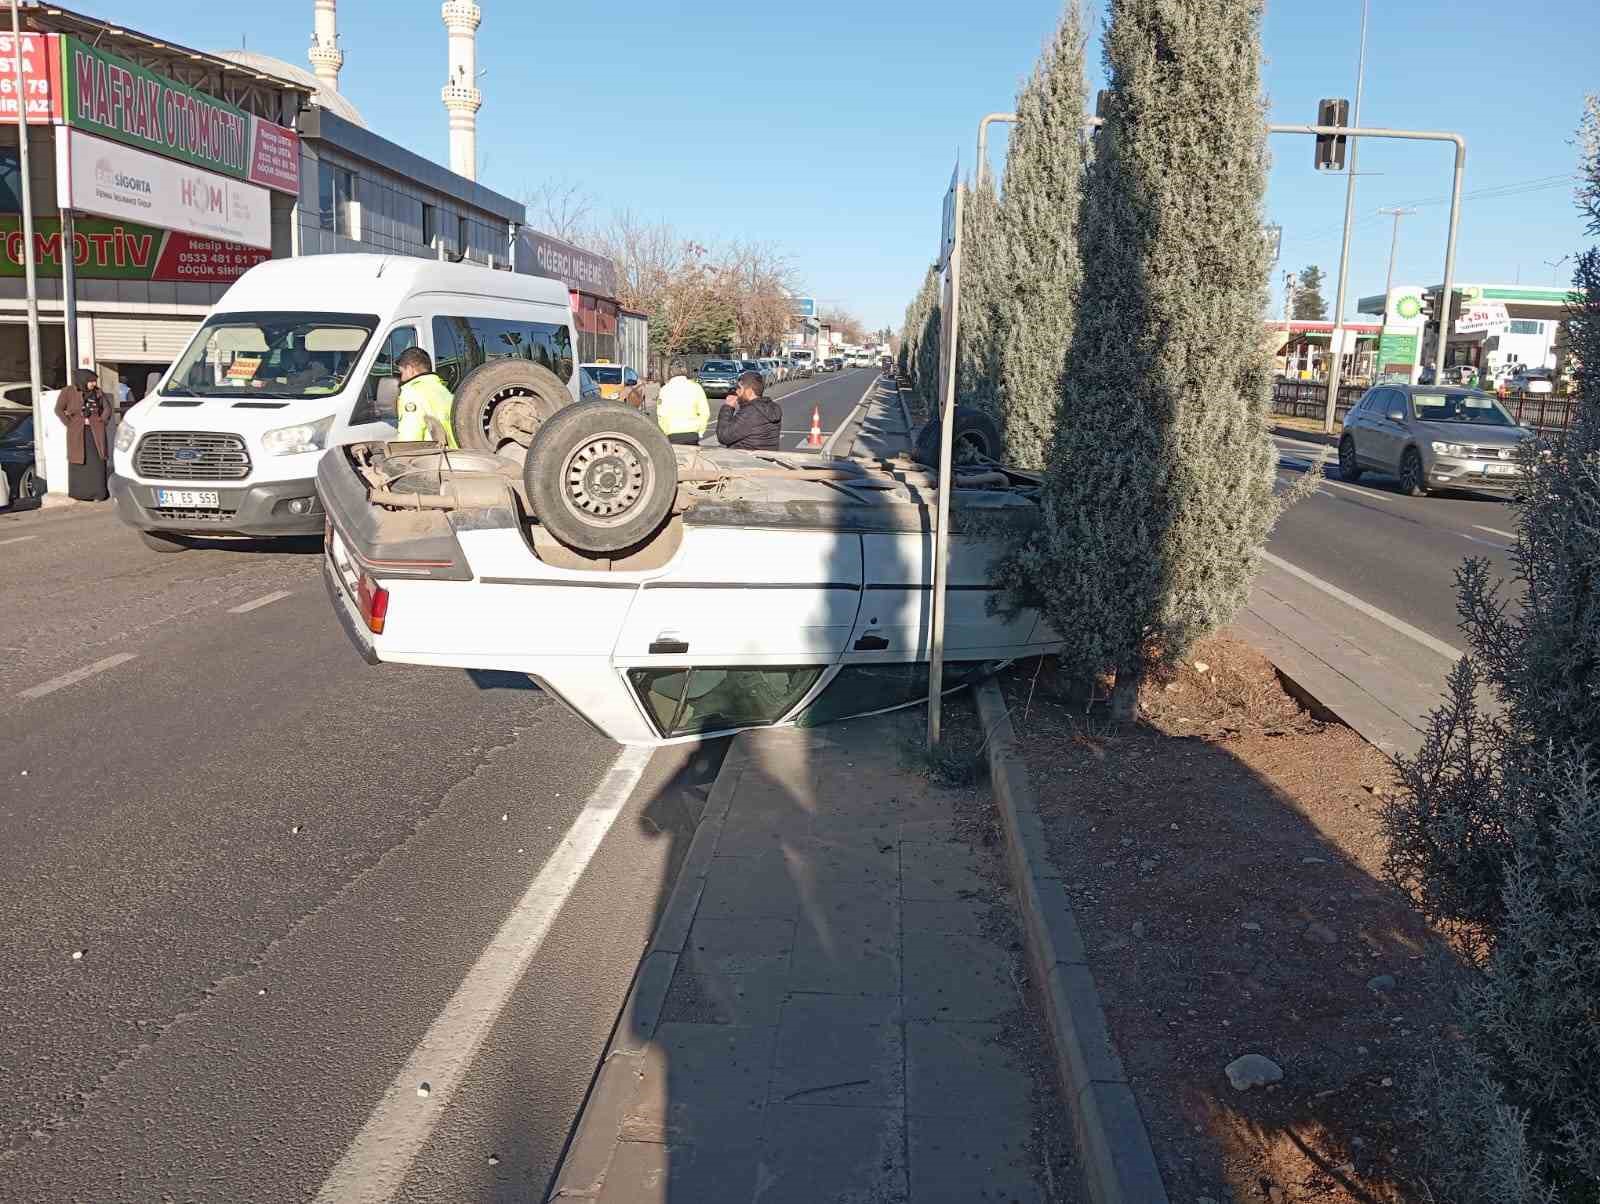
[738,359,769,387]
[1339,384,1531,498]
[696,360,743,399]
[0,410,38,502]
[1508,367,1554,395]
[787,354,815,380]
[580,362,639,402]
[759,357,786,384]
[823,356,843,373]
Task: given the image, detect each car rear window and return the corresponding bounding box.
[588,366,623,384]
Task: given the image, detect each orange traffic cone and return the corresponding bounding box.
[807,405,824,448]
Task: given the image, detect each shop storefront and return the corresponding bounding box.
[516,228,621,363]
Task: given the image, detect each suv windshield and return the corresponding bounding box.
[165,311,380,399]
[702,361,735,373]
[1411,390,1515,426]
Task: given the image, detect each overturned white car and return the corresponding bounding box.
[316,400,1059,745]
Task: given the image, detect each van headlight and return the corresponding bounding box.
[1431,441,1468,457]
[114,421,137,453]
[262,415,335,456]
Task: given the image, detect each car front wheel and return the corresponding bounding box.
[1338,435,1362,482]
[1399,447,1429,497]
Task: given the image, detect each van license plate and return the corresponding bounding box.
[155,488,219,507]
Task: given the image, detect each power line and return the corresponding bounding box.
[1299,173,1576,241]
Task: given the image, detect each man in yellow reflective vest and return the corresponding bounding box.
[395,347,458,447]
[655,372,710,446]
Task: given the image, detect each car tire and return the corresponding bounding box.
[17,465,37,498]
[138,528,188,552]
[1338,435,1363,482]
[1399,447,1429,497]
[523,400,677,555]
[913,405,1003,467]
[451,359,571,457]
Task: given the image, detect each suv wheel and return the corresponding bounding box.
[1338,435,1362,482]
[1399,447,1429,497]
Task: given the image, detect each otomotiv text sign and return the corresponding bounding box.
[60,35,299,194]
[0,214,268,283]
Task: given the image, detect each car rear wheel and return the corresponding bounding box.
[17,466,37,498]
[913,405,1003,467]
[523,401,678,554]
[1399,447,1429,497]
[451,359,571,457]
[1338,435,1362,482]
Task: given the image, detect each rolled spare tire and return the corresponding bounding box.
[451,359,572,456]
[913,405,1003,468]
[523,400,678,554]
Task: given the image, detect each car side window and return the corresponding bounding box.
[624,368,639,387]
[627,667,824,737]
[1383,389,1408,420]
[795,662,994,728]
[352,325,419,425]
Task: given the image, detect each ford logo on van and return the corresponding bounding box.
[173,447,203,462]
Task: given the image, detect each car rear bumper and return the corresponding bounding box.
[111,473,324,536]
[321,554,381,664]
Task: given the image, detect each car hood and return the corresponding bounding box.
[1413,419,1528,447]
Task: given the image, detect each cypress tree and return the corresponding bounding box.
[995,0,1280,714]
[995,6,1088,470]
[956,171,1005,418]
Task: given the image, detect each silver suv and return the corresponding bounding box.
[1338,384,1531,497]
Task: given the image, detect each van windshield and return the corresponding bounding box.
[164,311,380,399]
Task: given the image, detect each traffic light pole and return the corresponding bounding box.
[1321,0,1368,433]
[1263,123,1465,429]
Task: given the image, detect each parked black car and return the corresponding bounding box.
[696,359,742,399]
[0,410,38,503]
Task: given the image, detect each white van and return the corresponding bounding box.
[111,254,579,551]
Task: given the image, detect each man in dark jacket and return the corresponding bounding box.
[715,371,782,451]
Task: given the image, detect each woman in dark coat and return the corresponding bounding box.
[54,369,110,501]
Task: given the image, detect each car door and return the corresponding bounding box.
[1343,390,1375,464]
[1366,388,1410,473]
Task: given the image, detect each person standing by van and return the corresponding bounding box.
[394,347,458,447]
[55,369,111,501]
[656,373,709,446]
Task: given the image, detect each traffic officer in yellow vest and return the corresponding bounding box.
[394,347,458,447]
[655,372,710,446]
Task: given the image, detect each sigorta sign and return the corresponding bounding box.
[0,214,268,283]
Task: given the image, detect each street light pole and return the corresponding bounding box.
[975,112,1016,187]
[1544,254,1572,286]
[1374,206,1413,376]
[1321,0,1369,433]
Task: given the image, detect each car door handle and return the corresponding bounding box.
[649,639,689,654]
[853,634,889,651]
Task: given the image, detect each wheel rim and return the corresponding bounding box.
[482,387,543,449]
[20,468,34,497]
[1403,453,1420,490]
[561,432,653,528]
[1340,439,1355,474]
[956,430,993,461]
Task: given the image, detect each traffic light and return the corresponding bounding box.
[1315,99,1349,171]
[1418,291,1436,323]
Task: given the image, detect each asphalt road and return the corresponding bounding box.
[1268,429,1518,652]
[0,500,726,1201]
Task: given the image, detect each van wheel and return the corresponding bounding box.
[451,360,571,456]
[913,405,1003,467]
[524,401,677,554]
[138,529,188,553]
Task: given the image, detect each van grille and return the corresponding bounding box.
[134,431,251,480]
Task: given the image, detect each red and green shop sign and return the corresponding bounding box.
[0,215,268,284]
[59,35,300,193]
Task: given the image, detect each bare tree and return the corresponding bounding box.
[818,307,867,344]
[523,177,596,244]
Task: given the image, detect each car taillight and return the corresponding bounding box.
[357,571,389,635]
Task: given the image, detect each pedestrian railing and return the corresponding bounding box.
[1270,381,1579,439]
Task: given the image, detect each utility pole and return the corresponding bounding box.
[9,0,44,486]
[1321,0,1369,432]
[1545,254,1572,286]
[1373,206,1413,377]
[1281,272,1297,374]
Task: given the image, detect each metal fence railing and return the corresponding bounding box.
[1270,381,1579,438]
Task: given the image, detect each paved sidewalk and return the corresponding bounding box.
[846,379,917,459]
[553,710,1068,1203]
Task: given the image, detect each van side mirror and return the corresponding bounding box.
[376,376,400,418]
[145,370,162,395]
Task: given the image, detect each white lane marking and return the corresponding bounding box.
[19,652,137,701]
[228,589,293,614]
[1259,550,1463,662]
[314,743,656,1204]
[1475,524,1517,541]
[1458,532,1509,551]
[0,534,37,546]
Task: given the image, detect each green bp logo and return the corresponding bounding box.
[1395,295,1421,319]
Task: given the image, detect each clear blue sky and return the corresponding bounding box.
[89,1,1597,329]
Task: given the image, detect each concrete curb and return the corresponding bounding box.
[974,678,1170,1204]
[546,736,753,1201]
[891,379,916,437]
